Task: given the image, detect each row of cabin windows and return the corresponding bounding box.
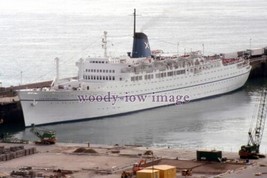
[167,70,186,76]
[156,69,185,78]
[156,72,166,78]
[89,61,108,64]
[144,74,154,80]
[131,76,142,81]
[130,69,186,82]
[83,75,115,81]
[85,69,115,73]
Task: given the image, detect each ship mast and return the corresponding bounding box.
[55,57,59,83]
[102,31,108,57]
[133,9,136,36]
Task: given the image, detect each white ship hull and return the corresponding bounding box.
[18,64,251,126]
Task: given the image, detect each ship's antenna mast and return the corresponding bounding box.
[20,71,23,85]
[177,42,179,57]
[133,9,136,36]
[102,31,108,57]
[55,57,59,83]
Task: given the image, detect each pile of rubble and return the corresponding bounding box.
[0,146,36,161]
[10,167,74,178]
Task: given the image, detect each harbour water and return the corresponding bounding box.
[1,0,267,153]
[5,78,267,153]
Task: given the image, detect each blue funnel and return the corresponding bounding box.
[132,32,151,58]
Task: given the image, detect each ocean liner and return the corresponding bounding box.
[18,11,251,126]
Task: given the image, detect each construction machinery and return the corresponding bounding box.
[132,159,147,174]
[239,89,267,159]
[121,171,132,178]
[121,159,147,178]
[30,124,56,144]
[182,169,192,176]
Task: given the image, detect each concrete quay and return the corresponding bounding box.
[0,142,266,178]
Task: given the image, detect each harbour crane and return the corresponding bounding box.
[239,89,267,159]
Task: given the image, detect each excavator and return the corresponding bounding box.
[239,89,267,159]
[30,124,56,144]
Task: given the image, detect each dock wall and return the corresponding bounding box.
[249,56,267,78]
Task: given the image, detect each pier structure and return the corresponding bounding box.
[249,55,267,78]
[0,81,52,127]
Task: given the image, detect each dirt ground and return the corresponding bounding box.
[0,142,263,178]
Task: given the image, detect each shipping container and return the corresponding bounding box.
[247,48,264,57]
[252,48,264,56]
[137,169,160,178]
[146,165,176,178]
[197,150,222,162]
